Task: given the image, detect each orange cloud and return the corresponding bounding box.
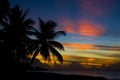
[78,20,105,37]
[63,43,98,50]
[61,18,105,37]
[78,57,119,68]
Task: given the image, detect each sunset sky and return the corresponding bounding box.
[10,0,120,69]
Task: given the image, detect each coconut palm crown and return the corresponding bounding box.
[29,18,66,64]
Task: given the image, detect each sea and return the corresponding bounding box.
[46,70,120,80]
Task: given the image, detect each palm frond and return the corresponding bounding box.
[40,44,50,60]
[30,47,40,64]
[38,18,45,32]
[1,20,9,28]
[22,19,34,27]
[45,20,57,32]
[26,40,39,54]
[12,5,20,14]
[49,45,63,63]
[26,31,39,36]
[0,0,10,22]
[48,31,66,40]
[48,41,64,51]
[21,9,29,20]
[27,26,38,33]
[46,20,57,27]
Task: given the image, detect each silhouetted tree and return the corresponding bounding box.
[0,0,10,46]
[29,18,66,64]
[0,0,10,66]
[0,0,10,23]
[1,5,34,61]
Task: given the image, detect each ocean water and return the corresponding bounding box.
[50,70,120,80]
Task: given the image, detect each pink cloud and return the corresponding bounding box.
[61,19,105,37]
[78,20,105,37]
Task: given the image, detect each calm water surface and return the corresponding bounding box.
[49,70,120,80]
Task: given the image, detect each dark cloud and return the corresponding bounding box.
[95,45,120,51]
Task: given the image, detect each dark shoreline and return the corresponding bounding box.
[7,71,109,80]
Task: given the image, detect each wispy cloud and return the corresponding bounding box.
[96,45,120,51]
[63,42,120,51]
[77,0,113,17]
[63,43,98,50]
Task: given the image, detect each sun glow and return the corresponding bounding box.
[80,62,103,68]
[27,54,119,69]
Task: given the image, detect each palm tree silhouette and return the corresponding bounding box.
[0,0,10,66]
[29,18,66,64]
[1,5,34,61]
[0,0,10,45]
[0,0,10,23]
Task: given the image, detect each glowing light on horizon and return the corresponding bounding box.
[27,53,119,69]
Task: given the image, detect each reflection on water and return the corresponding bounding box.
[51,70,120,79]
